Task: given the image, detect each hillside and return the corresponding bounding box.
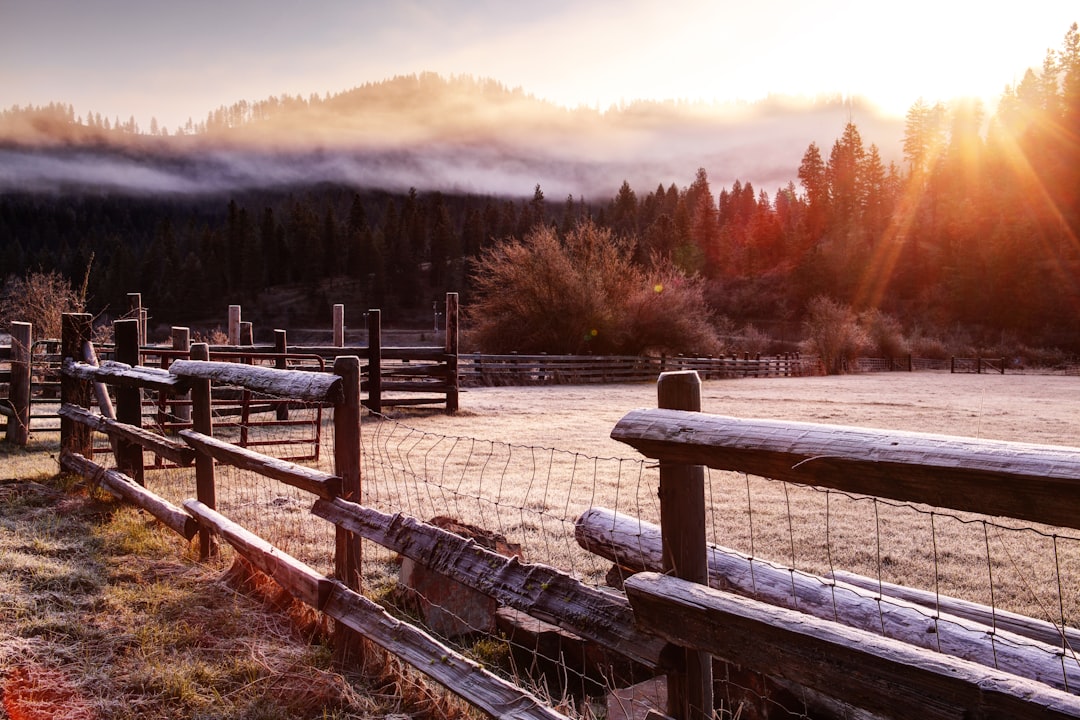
[0,74,904,198]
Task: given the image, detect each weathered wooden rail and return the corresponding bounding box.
[54,311,575,720]
[606,370,1080,719]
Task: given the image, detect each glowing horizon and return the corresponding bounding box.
[1,1,1076,135]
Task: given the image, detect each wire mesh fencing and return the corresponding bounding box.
[99,394,1080,717]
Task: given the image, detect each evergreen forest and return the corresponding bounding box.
[2,24,1079,355]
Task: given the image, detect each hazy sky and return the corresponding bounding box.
[2,1,1077,132]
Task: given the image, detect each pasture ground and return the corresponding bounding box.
[2,370,1079,717]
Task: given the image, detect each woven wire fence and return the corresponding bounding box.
[95,398,1080,718]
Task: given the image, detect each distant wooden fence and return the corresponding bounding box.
[951,356,1007,374]
[459,352,820,386]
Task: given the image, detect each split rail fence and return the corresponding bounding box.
[50,302,1080,719]
[55,312,567,720]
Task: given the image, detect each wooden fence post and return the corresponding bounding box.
[170,327,192,424]
[333,304,345,347]
[240,321,253,346]
[333,355,364,663]
[60,313,93,458]
[190,342,217,559]
[127,293,144,347]
[656,371,712,720]
[366,309,381,414]
[445,292,459,414]
[228,305,241,346]
[8,321,32,446]
[114,318,144,485]
[274,329,289,420]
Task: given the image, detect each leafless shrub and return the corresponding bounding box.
[859,308,909,359]
[800,295,866,374]
[467,221,720,355]
[0,270,85,339]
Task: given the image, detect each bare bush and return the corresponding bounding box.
[859,308,908,358]
[0,271,85,339]
[467,221,720,355]
[800,295,866,374]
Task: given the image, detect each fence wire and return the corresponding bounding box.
[100,397,1080,717]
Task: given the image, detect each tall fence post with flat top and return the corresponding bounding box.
[656,370,713,720]
[190,342,217,559]
[7,321,32,446]
[60,313,93,458]
[333,355,364,664]
[445,292,459,414]
[114,318,144,485]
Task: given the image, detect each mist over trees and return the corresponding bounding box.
[2,24,1079,355]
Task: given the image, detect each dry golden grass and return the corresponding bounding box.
[0,447,475,719]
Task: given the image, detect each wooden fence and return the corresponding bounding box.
[49,309,1080,719]
[458,352,820,386]
[951,356,1007,374]
[604,371,1080,719]
[55,311,571,720]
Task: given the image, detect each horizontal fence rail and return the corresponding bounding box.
[611,408,1080,532]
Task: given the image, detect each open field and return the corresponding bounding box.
[401,370,1080,455]
[5,368,1080,715]
[361,370,1080,633]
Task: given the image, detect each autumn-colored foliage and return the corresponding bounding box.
[467,221,720,355]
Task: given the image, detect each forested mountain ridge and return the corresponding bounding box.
[3,23,1080,356]
[0,73,902,198]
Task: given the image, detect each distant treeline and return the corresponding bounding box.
[2,25,1079,349]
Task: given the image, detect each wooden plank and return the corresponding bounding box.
[311,498,666,670]
[382,347,449,362]
[63,358,186,392]
[183,498,566,720]
[59,405,196,466]
[179,430,341,499]
[611,409,1080,531]
[183,499,330,610]
[322,580,568,720]
[625,572,1080,720]
[168,359,343,404]
[61,314,93,457]
[576,507,1080,693]
[60,451,197,539]
[377,381,451,393]
[380,364,448,378]
[284,346,373,360]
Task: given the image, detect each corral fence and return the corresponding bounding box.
[49,307,1080,720]
[951,356,1007,374]
[1,293,462,447]
[459,352,820,386]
